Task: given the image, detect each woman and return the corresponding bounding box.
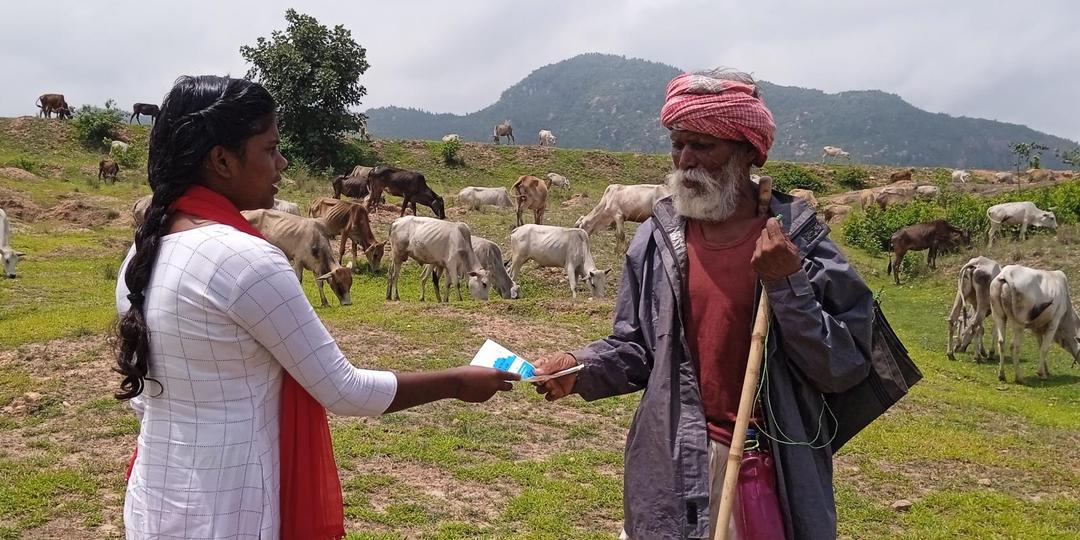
[115,75,516,539]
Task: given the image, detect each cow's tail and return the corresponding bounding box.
[511,178,526,204]
[886,238,894,275]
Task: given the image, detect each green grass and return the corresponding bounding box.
[0,117,1077,538]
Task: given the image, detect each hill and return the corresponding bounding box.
[366,53,1079,170]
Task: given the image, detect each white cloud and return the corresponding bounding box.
[1,0,1077,141]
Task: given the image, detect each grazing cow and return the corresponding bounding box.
[990,265,1080,383]
[367,166,446,219]
[130,103,160,124]
[307,197,386,270]
[422,235,520,300]
[386,216,490,302]
[508,224,610,299]
[332,172,371,200]
[241,209,354,307]
[821,145,850,162]
[1027,168,1054,183]
[132,195,151,227]
[889,169,914,183]
[98,159,119,182]
[789,189,818,209]
[35,93,70,118]
[457,186,513,210]
[271,198,301,216]
[873,185,916,209]
[545,173,570,189]
[886,220,971,285]
[574,184,670,250]
[538,130,557,146]
[986,201,1057,247]
[492,121,514,144]
[823,204,852,225]
[441,134,460,142]
[994,172,1016,184]
[106,139,130,155]
[1,209,26,278]
[511,175,548,227]
[947,256,1001,362]
[951,169,971,183]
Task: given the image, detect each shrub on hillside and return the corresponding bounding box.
[438,138,462,166]
[111,144,144,171]
[71,100,124,148]
[5,156,43,175]
[834,165,870,190]
[760,162,823,192]
[842,202,944,254]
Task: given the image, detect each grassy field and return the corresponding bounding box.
[0,118,1077,539]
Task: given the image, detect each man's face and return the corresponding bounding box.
[667,130,753,221]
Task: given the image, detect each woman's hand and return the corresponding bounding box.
[450,366,520,402]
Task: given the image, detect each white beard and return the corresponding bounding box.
[665,163,744,222]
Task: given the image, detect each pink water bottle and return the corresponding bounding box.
[737,428,786,540]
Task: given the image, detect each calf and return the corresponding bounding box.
[98,159,119,182]
[457,186,513,210]
[307,197,386,271]
[509,224,610,299]
[986,201,1057,247]
[386,216,489,302]
[367,166,446,219]
[886,220,970,285]
[545,173,570,190]
[422,236,520,300]
[574,184,669,251]
[332,173,370,200]
[511,175,548,227]
[990,265,1080,383]
[947,256,1001,362]
[1,209,25,278]
[538,130,557,146]
[130,103,160,124]
[241,209,354,307]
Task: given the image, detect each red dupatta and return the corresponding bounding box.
[126,185,345,539]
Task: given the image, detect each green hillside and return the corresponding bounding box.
[366,53,1079,170]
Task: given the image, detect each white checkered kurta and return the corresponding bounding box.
[116,224,397,539]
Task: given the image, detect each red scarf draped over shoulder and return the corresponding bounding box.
[125,185,345,540]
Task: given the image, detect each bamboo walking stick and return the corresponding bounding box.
[713,176,774,540]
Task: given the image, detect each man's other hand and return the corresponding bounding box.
[753,217,802,281]
[533,352,579,401]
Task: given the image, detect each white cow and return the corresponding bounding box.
[105,139,130,155]
[509,224,610,299]
[538,130,557,146]
[947,256,1001,361]
[441,134,460,142]
[457,186,513,210]
[242,209,354,307]
[1,208,26,278]
[951,169,971,183]
[545,173,570,189]
[915,185,941,200]
[272,198,301,216]
[986,201,1057,247]
[575,184,670,251]
[386,216,490,302]
[821,145,850,162]
[422,236,519,300]
[990,265,1080,383]
[789,189,818,209]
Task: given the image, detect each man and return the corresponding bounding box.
[533,69,874,539]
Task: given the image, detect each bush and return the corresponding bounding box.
[842,202,944,254]
[834,166,870,190]
[760,162,823,192]
[111,144,144,170]
[438,138,462,166]
[71,100,124,148]
[5,156,43,175]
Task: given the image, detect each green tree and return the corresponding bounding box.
[1008,142,1049,173]
[1057,147,1080,169]
[241,9,369,169]
[71,99,124,148]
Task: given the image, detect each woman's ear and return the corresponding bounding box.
[206,145,234,179]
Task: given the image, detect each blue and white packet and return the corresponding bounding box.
[469,339,584,382]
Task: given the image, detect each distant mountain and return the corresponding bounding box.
[366,53,1077,169]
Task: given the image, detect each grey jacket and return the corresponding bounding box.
[572,193,873,540]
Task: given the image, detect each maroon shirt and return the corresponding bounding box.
[684,217,767,444]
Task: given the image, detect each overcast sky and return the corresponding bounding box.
[2,1,1078,142]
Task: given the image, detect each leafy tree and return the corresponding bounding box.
[1057,147,1080,169]
[71,99,124,148]
[1008,142,1049,173]
[241,9,369,169]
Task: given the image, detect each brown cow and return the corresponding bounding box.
[36,93,70,119]
[889,169,914,183]
[887,220,971,284]
[307,197,386,271]
[492,121,514,144]
[130,103,160,124]
[98,158,119,182]
[332,174,370,200]
[366,166,446,219]
[511,175,548,227]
